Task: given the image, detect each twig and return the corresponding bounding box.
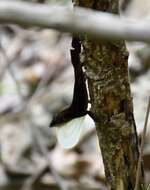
[0,52,11,81]
[0,45,14,81]
[26,62,68,106]
[0,65,67,124]
[0,41,68,123]
[21,163,49,190]
[29,121,69,190]
[0,39,69,189]
[0,37,25,97]
[1,45,69,190]
[135,97,150,190]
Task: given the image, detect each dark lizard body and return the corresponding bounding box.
[50,37,88,127]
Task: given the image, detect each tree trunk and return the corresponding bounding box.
[73,0,143,190]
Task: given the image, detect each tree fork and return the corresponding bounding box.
[73,0,143,189]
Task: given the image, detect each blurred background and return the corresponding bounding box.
[0,0,149,190]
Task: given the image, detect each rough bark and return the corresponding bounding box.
[73,0,143,190]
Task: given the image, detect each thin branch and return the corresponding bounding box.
[0,42,69,189]
[0,44,25,100]
[0,1,150,42]
[135,97,150,190]
[0,52,11,81]
[28,121,69,190]
[21,163,48,190]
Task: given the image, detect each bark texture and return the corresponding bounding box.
[73,0,143,190]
